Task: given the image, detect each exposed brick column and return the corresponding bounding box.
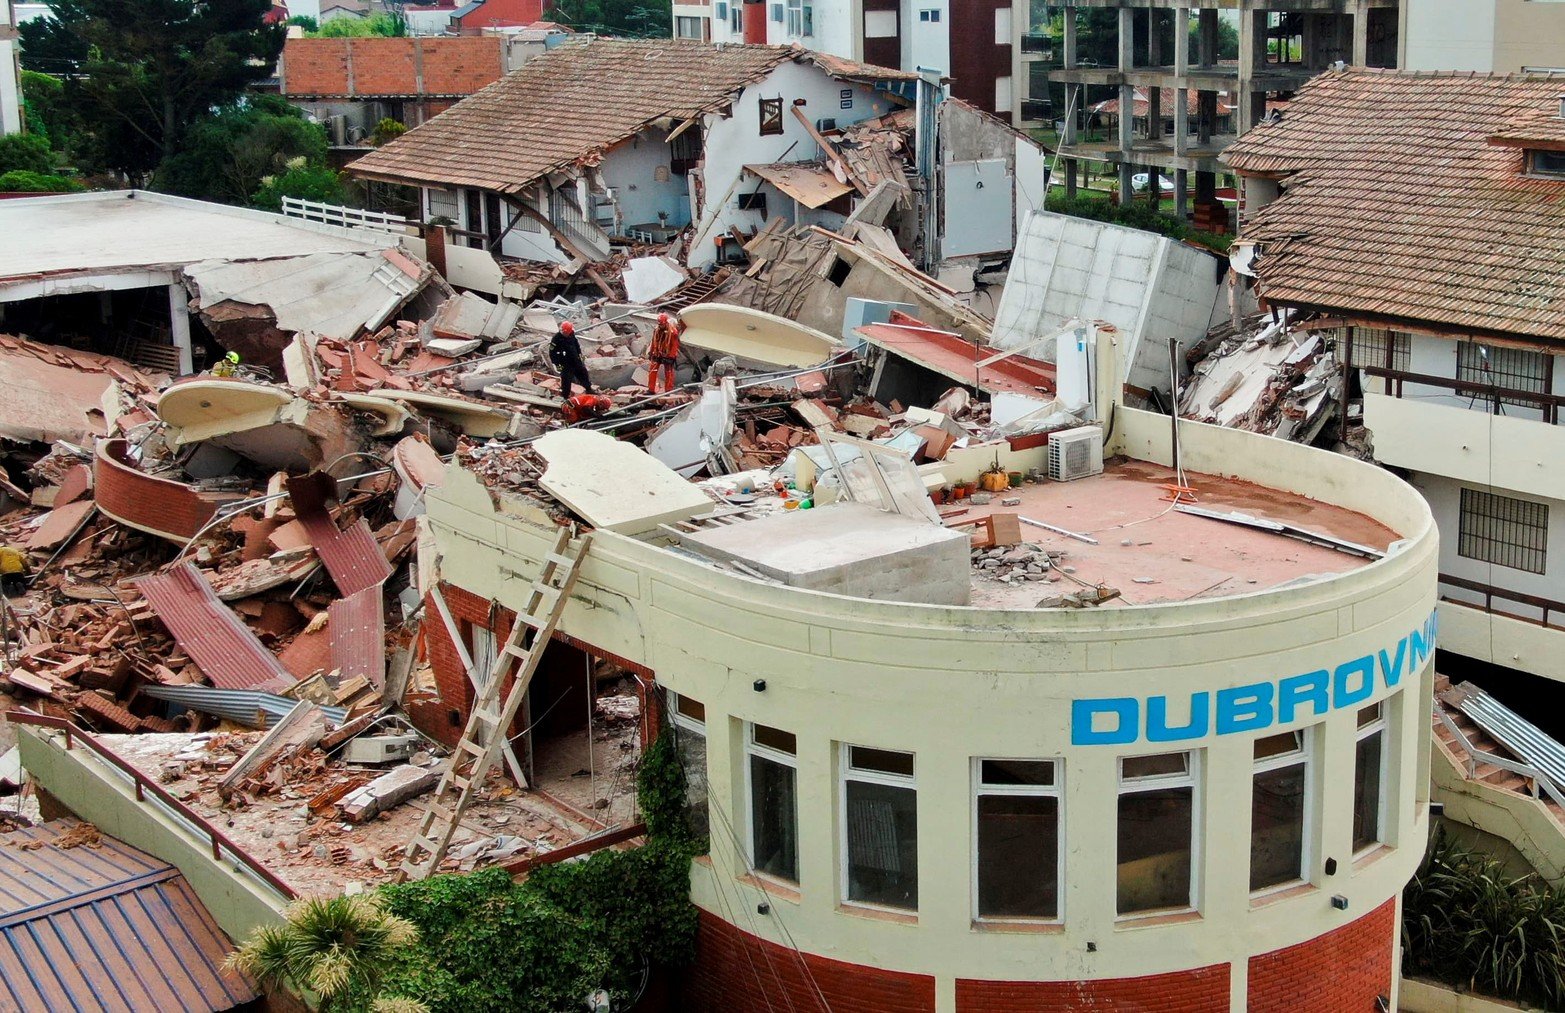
[1247,898,1396,1013]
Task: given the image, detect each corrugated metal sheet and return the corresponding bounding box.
[135,565,294,692]
[0,820,258,1011]
[1452,681,1565,792]
[288,473,392,597]
[140,684,347,728]
[329,587,386,688]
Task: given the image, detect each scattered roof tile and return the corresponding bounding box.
[1223,68,1565,341]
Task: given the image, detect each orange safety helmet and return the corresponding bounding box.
[560,320,575,336]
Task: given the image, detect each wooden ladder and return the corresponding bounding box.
[397,527,591,882]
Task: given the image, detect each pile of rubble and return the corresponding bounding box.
[970,543,1066,585]
[1179,311,1343,446]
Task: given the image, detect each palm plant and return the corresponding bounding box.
[228,894,423,1012]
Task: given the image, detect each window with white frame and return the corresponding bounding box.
[1117,751,1198,915]
[1457,340,1548,408]
[770,2,783,20]
[1353,703,1387,853]
[425,187,459,223]
[731,2,743,31]
[1250,731,1309,891]
[842,745,918,910]
[785,0,808,36]
[674,15,705,38]
[714,1,728,23]
[1347,328,1411,373]
[1458,488,1549,574]
[669,692,709,841]
[747,723,799,881]
[974,758,1060,920]
[918,7,940,20]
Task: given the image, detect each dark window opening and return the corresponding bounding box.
[759,97,784,136]
[670,126,702,175]
[826,256,852,287]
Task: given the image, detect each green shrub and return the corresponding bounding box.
[1045,192,1233,254]
[1402,826,1565,1007]
[0,170,84,193]
[372,118,408,147]
[0,133,53,175]
[252,159,348,212]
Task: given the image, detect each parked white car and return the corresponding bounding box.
[1131,172,1176,193]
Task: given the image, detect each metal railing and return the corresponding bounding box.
[6,710,299,900]
[1362,365,1565,424]
[1439,572,1565,631]
[1434,704,1565,811]
[280,196,413,235]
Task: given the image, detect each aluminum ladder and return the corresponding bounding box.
[397,527,590,881]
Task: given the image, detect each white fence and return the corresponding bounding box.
[280,197,414,235]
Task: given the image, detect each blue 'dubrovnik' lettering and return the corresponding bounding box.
[1070,610,1437,746]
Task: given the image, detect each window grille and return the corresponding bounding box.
[1347,328,1410,372]
[1458,488,1548,574]
[1457,341,1547,408]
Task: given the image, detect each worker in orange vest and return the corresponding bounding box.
[647,312,683,394]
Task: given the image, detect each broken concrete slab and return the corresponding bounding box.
[425,337,481,357]
[339,764,440,823]
[678,304,841,369]
[621,256,686,304]
[535,428,713,535]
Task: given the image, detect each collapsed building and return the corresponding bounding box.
[0,196,1436,1012]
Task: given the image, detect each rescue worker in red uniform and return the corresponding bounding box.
[646,312,683,394]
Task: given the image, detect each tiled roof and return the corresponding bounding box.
[1223,68,1565,341]
[1489,101,1565,148]
[348,39,909,193]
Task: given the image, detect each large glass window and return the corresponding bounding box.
[668,692,709,842]
[1117,751,1198,915]
[1354,704,1387,853]
[1250,731,1309,892]
[974,759,1060,920]
[747,723,798,882]
[842,745,917,910]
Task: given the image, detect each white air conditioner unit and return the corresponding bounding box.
[1047,425,1104,482]
[343,734,419,765]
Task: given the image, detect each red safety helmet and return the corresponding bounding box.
[657,312,671,326]
[560,320,575,336]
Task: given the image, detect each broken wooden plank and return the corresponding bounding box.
[218,700,327,800]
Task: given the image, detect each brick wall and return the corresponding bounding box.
[281,37,503,98]
[416,582,513,746]
[954,963,1231,1012]
[454,0,545,33]
[682,910,937,1013]
[94,439,222,542]
[1247,898,1396,1013]
[348,37,420,96]
[282,38,352,96]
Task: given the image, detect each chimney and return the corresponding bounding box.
[426,224,449,280]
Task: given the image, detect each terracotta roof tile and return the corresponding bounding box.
[1223,68,1565,341]
[348,38,911,193]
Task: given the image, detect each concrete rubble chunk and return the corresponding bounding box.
[339,765,441,823]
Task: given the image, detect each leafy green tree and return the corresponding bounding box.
[18,0,285,179]
[228,894,422,1013]
[286,14,319,31]
[371,118,407,147]
[0,133,54,175]
[311,12,408,37]
[252,159,348,212]
[154,94,329,205]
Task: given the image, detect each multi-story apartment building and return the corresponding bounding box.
[1022,2,1397,230]
[672,0,1018,119]
[1226,68,1565,689]
[1402,0,1565,73]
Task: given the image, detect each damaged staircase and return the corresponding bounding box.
[397,527,591,881]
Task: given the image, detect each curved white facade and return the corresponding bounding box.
[428,406,1437,1010]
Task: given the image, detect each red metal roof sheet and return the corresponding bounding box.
[135,564,295,692]
[329,586,386,688]
[855,318,1056,397]
[288,474,393,598]
[0,820,258,1011]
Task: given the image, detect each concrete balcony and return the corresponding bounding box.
[1363,390,1565,504]
[1054,135,1232,173]
[1049,63,1317,92]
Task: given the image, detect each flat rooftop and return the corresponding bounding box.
[0,191,391,285]
[99,728,639,894]
[959,459,1393,610]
